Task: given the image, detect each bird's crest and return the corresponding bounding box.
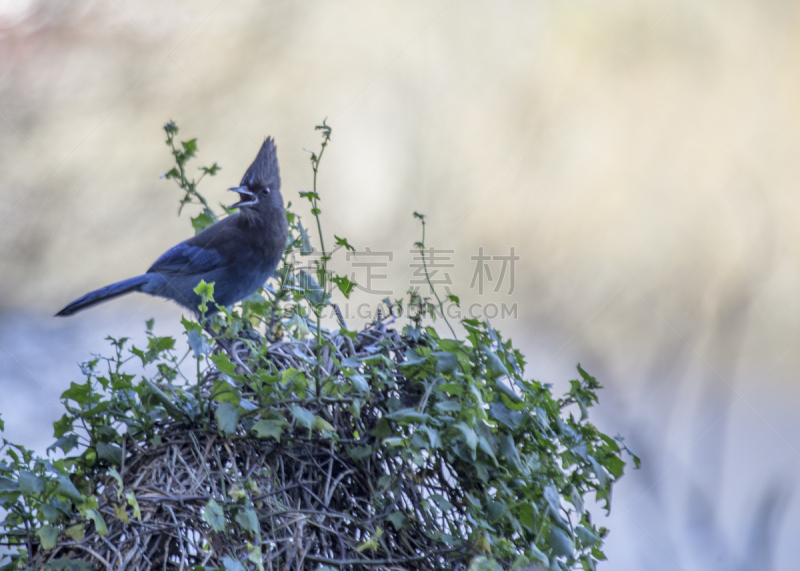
[241,137,280,191]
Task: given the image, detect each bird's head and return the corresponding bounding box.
[228,137,281,209]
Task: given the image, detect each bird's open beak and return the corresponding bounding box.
[228,186,258,209]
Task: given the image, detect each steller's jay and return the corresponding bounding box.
[56,137,288,317]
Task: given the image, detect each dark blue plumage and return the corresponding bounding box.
[56,137,288,317]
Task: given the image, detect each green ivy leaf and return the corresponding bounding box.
[429,493,453,512]
[315,416,336,433]
[420,426,442,449]
[141,379,184,418]
[37,524,59,550]
[400,349,426,367]
[434,400,461,413]
[546,526,573,558]
[489,402,524,430]
[487,499,507,522]
[495,379,522,403]
[125,491,141,521]
[334,235,356,252]
[18,471,45,496]
[211,353,239,379]
[64,523,85,542]
[181,138,198,157]
[203,498,226,533]
[148,335,176,354]
[251,419,287,440]
[212,379,242,405]
[543,483,562,516]
[603,454,625,479]
[41,503,60,523]
[96,442,123,466]
[191,209,216,233]
[588,456,611,488]
[297,222,313,255]
[114,503,130,524]
[46,559,91,571]
[455,422,478,455]
[57,476,83,504]
[438,382,464,397]
[485,351,508,377]
[193,279,215,304]
[0,475,18,494]
[85,509,108,536]
[518,503,536,532]
[215,402,241,436]
[299,190,320,201]
[477,434,498,464]
[385,511,406,530]
[48,434,80,455]
[468,556,502,571]
[386,408,431,425]
[331,274,355,298]
[201,162,221,176]
[348,445,373,461]
[248,544,264,570]
[222,556,246,571]
[499,434,523,472]
[186,328,211,358]
[355,526,383,552]
[61,381,92,405]
[528,543,549,566]
[433,351,458,374]
[576,525,601,547]
[347,373,369,394]
[291,405,316,430]
[341,356,361,368]
[235,507,259,537]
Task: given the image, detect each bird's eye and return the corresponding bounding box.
[263,186,271,195]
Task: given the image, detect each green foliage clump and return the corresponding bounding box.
[0,123,637,571]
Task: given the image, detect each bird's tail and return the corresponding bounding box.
[56,275,150,316]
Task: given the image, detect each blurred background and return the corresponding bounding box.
[2,0,800,568]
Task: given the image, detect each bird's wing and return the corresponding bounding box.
[147,242,224,276]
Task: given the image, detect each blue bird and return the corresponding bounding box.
[56,137,288,317]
